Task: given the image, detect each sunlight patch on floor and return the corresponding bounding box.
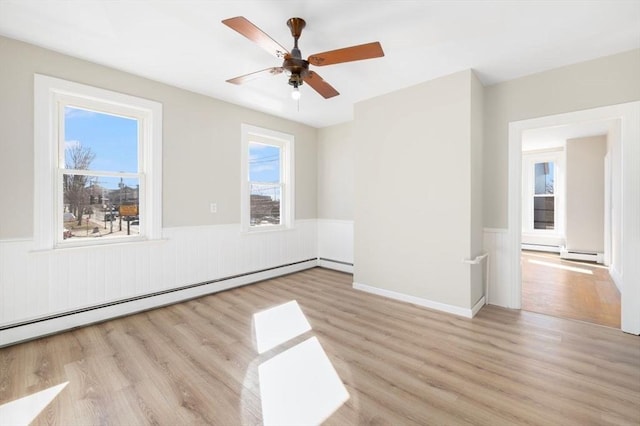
[259,336,350,426]
[528,259,594,275]
[0,382,68,426]
[253,300,312,354]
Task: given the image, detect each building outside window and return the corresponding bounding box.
[241,124,294,232]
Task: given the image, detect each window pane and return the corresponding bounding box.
[250,183,281,226]
[249,142,280,183]
[63,174,140,240]
[534,162,554,195]
[64,106,138,173]
[533,196,555,230]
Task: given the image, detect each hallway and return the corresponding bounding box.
[521,250,621,328]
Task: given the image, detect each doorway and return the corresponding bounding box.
[519,124,620,328]
[507,102,640,335]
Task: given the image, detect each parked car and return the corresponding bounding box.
[104,213,118,221]
[63,212,76,221]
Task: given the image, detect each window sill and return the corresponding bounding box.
[30,237,168,254]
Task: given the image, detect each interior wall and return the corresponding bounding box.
[317,122,354,221]
[483,49,640,229]
[0,35,318,241]
[565,135,606,253]
[0,35,320,343]
[353,69,482,312]
[469,71,484,306]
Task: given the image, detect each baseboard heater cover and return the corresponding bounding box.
[521,243,561,253]
[560,248,604,264]
[0,258,317,347]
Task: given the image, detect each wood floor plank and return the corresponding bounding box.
[1,267,638,425]
[522,251,621,328]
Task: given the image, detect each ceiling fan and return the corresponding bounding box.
[222,16,384,99]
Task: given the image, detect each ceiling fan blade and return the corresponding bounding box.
[222,16,289,58]
[227,67,284,85]
[308,42,384,66]
[303,71,339,98]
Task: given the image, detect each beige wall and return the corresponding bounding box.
[469,71,484,306]
[565,135,607,253]
[483,49,640,228]
[0,36,317,240]
[354,70,483,309]
[317,122,354,220]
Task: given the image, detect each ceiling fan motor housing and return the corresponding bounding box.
[284,56,309,87]
[285,18,309,87]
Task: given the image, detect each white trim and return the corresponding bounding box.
[471,296,487,317]
[0,260,317,347]
[610,266,622,293]
[240,124,295,233]
[353,282,481,318]
[318,259,353,274]
[508,101,640,334]
[33,74,162,250]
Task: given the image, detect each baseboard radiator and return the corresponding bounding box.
[560,247,604,264]
[521,243,560,253]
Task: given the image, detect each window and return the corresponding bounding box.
[241,124,294,232]
[533,162,555,230]
[522,150,564,236]
[34,75,162,249]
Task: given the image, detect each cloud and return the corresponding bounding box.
[249,142,274,151]
[251,164,277,173]
[64,107,97,119]
[64,140,82,150]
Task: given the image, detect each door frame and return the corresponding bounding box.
[507,101,640,334]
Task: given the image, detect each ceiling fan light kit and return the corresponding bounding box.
[222,16,384,100]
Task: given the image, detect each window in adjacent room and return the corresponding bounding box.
[34,75,162,249]
[521,150,564,236]
[241,124,294,232]
[533,161,555,230]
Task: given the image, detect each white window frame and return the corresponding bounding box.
[240,124,294,233]
[34,74,162,250]
[522,149,565,237]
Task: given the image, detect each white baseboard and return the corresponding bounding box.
[0,259,317,347]
[317,258,354,274]
[471,296,487,317]
[353,282,482,319]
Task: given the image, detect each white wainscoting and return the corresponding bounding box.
[483,228,513,308]
[317,219,354,273]
[0,220,317,346]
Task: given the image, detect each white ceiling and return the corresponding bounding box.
[1,1,639,128]
[521,120,612,151]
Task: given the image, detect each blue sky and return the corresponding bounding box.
[249,142,280,183]
[65,106,138,189]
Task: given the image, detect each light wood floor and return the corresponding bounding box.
[522,251,621,328]
[1,268,639,425]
